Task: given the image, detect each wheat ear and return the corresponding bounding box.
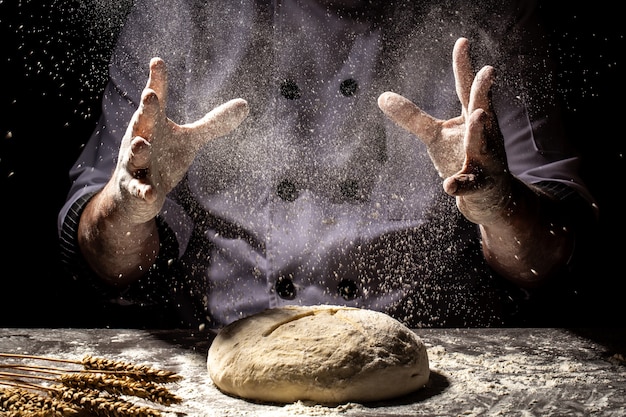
[59,373,182,405]
[53,386,163,417]
[0,387,79,417]
[81,356,182,383]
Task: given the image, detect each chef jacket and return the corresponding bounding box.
[58,0,596,328]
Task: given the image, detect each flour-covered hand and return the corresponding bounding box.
[378,37,512,226]
[114,57,249,224]
[78,57,248,284]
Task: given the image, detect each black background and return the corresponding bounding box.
[0,1,623,327]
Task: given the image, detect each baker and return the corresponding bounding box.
[58,0,596,329]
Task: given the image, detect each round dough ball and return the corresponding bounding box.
[207,305,430,404]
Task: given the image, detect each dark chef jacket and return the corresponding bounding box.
[58,0,596,328]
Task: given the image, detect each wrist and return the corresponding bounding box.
[78,189,160,286]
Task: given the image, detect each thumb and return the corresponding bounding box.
[377,92,439,145]
[183,98,249,141]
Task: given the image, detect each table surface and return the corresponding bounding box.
[1,328,625,416]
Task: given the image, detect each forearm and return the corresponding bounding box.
[478,179,575,287]
[77,187,161,287]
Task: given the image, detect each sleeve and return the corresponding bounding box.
[483,0,597,216]
[58,188,183,327]
[478,1,599,323]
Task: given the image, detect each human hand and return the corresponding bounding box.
[111,57,249,224]
[378,37,511,225]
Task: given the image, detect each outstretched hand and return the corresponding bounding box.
[78,57,249,283]
[113,57,249,224]
[378,37,511,225]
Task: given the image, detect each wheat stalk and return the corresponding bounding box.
[0,353,183,417]
[0,353,78,365]
[0,354,181,383]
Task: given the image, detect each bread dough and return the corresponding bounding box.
[207,305,429,404]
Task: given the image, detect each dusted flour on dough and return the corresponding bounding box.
[207,305,430,404]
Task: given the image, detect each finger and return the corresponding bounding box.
[468,65,495,115]
[443,107,498,197]
[443,110,487,196]
[453,37,473,113]
[377,91,439,144]
[127,178,157,203]
[464,108,489,157]
[125,137,156,203]
[442,167,485,196]
[182,98,249,142]
[132,88,161,140]
[128,136,151,170]
[146,57,168,104]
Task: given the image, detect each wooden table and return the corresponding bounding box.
[1,328,624,416]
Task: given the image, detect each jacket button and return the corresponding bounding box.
[337,279,359,300]
[280,79,301,99]
[276,179,299,202]
[276,276,296,300]
[339,78,358,96]
[339,179,361,201]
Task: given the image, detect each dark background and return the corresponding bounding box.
[0,1,623,328]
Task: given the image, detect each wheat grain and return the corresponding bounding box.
[81,356,182,383]
[55,386,163,417]
[59,373,181,406]
[0,387,79,417]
